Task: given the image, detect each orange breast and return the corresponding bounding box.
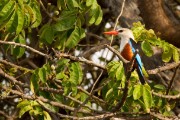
[120,43,134,61]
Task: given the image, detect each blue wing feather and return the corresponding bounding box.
[128,40,143,74]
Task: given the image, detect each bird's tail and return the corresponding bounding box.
[136,66,146,84]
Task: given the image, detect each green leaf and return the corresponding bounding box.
[56,72,65,79]
[54,31,67,50]
[25,4,36,25]
[6,10,17,32]
[43,111,52,120]
[62,81,71,95]
[106,61,124,80]
[86,0,102,25]
[56,58,70,73]
[40,24,54,44]
[0,0,15,22]
[115,62,124,81]
[95,6,103,25]
[19,105,32,118]
[66,0,79,9]
[105,88,113,100]
[133,84,142,100]
[172,48,179,62]
[53,10,77,31]
[141,41,153,57]
[17,100,31,108]
[12,34,26,58]
[66,27,85,49]
[86,0,96,6]
[154,84,166,90]
[30,73,39,93]
[72,85,78,96]
[29,109,42,116]
[16,5,24,34]
[162,44,173,62]
[38,67,46,83]
[142,85,152,112]
[31,1,42,28]
[17,0,24,8]
[24,7,31,27]
[69,62,83,85]
[30,101,39,106]
[57,0,66,10]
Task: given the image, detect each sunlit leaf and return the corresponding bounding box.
[19,105,32,118]
[12,34,26,58]
[69,62,83,85]
[16,5,24,34]
[172,48,179,62]
[142,85,152,112]
[31,1,42,28]
[40,24,54,44]
[53,10,77,31]
[162,45,173,62]
[43,111,52,120]
[0,0,15,22]
[141,41,153,57]
[38,67,46,83]
[133,84,142,100]
[154,84,166,90]
[30,73,39,93]
[17,100,31,108]
[106,61,124,81]
[66,27,85,49]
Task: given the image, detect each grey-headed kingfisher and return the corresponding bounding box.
[104,28,146,84]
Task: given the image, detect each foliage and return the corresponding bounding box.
[132,22,179,62]
[0,0,179,119]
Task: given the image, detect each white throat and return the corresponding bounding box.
[119,37,129,52]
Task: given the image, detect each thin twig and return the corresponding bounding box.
[166,65,179,95]
[0,40,51,59]
[0,110,12,119]
[110,0,126,45]
[39,0,58,21]
[0,68,29,87]
[105,44,129,63]
[1,86,92,115]
[114,0,126,29]
[54,52,106,70]
[150,111,176,120]
[0,59,32,71]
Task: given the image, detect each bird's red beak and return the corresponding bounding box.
[104,30,118,35]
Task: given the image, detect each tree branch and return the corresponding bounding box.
[0,40,51,59]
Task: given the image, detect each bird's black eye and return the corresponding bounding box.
[118,30,123,33]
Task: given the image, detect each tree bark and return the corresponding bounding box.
[138,0,180,47]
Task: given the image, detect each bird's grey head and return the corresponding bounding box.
[116,28,135,40]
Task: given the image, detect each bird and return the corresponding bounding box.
[104,28,146,84]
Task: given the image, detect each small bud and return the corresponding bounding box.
[54,11,59,15]
[51,65,55,70]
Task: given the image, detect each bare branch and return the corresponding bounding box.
[147,61,180,74]
[54,52,106,70]
[0,40,51,59]
[152,90,180,99]
[0,110,12,119]
[0,59,32,71]
[105,44,129,63]
[1,86,92,115]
